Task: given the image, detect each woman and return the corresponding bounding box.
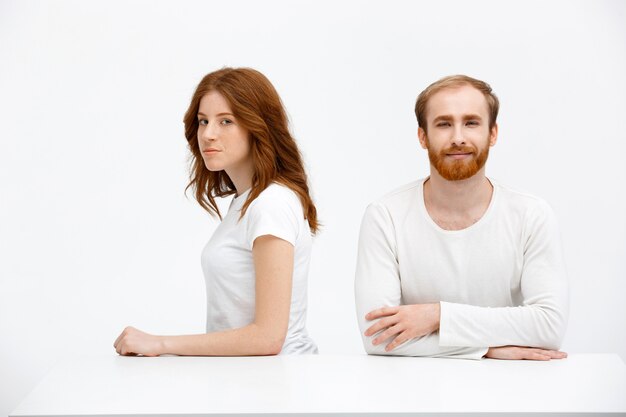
[114,67,319,355]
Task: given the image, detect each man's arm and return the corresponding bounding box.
[356,199,568,358]
[437,200,569,350]
[354,203,487,359]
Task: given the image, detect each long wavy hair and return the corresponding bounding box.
[183,67,319,234]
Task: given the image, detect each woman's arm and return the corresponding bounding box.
[114,235,293,356]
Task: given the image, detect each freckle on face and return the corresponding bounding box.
[195,91,253,175]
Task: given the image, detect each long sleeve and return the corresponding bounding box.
[354,203,487,359]
[439,200,569,349]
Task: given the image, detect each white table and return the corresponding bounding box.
[11,354,626,416]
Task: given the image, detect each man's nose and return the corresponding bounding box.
[451,126,465,146]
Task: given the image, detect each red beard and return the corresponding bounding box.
[427,142,489,181]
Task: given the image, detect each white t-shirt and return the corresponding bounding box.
[201,183,318,354]
[355,178,569,359]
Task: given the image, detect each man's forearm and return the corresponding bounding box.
[439,301,567,350]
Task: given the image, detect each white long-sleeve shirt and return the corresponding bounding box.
[354,178,568,360]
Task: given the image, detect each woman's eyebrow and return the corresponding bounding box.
[197,112,234,117]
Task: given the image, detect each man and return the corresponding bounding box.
[354,75,568,360]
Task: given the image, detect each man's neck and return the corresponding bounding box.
[423,168,493,230]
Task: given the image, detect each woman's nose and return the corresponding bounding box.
[200,122,218,142]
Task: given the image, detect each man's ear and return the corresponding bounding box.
[489,123,498,147]
[418,127,428,149]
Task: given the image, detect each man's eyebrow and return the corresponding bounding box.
[463,114,484,120]
[432,115,453,122]
[432,114,484,122]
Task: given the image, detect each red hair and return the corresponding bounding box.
[415,75,499,133]
[183,67,319,234]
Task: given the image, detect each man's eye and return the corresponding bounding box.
[198,119,208,126]
[466,120,479,126]
[436,122,450,127]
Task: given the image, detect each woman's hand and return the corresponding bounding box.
[485,346,567,360]
[114,326,164,356]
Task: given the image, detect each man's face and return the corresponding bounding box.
[418,85,497,181]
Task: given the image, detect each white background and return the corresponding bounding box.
[1,0,625,415]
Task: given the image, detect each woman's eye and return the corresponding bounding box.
[198,119,208,126]
[220,119,232,125]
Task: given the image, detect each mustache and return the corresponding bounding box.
[440,144,477,155]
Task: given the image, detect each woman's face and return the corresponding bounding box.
[197,91,252,177]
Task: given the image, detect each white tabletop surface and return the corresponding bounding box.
[11,353,626,416]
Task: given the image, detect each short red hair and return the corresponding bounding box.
[415,75,499,133]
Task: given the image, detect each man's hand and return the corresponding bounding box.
[485,346,568,360]
[364,304,440,352]
[114,326,164,356]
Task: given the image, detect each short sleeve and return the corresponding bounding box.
[244,185,303,249]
